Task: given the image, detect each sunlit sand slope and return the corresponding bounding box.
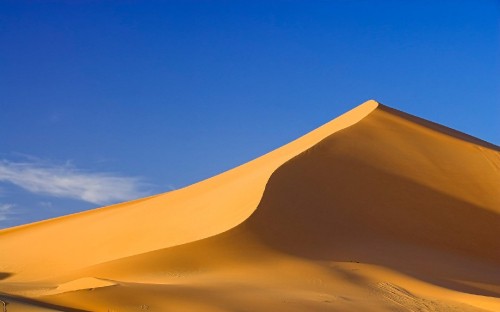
[1,100,499,311]
[0,100,378,281]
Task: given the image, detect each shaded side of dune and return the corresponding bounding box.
[66,102,500,301]
[247,104,500,262]
[0,291,90,312]
[1,101,499,311]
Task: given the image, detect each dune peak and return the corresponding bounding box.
[0,100,499,312]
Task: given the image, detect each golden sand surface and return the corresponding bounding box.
[1,100,499,311]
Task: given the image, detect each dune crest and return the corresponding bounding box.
[0,100,379,280]
[1,100,499,311]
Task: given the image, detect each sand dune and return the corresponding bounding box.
[0,100,499,311]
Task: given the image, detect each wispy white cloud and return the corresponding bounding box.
[0,203,14,221]
[0,160,149,205]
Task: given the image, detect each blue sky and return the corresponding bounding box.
[1,0,499,228]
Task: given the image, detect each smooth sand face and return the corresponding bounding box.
[0,100,499,311]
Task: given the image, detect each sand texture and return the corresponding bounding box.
[1,100,499,311]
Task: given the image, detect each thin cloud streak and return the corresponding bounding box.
[0,160,149,205]
[0,203,14,221]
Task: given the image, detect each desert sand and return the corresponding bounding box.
[0,100,499,311]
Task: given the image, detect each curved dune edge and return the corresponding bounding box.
[1,100,499,311]
[0,100,378,280]
[46,100,496,311]
[55,278,116,294]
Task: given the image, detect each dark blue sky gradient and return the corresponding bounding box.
[0,1,499,227]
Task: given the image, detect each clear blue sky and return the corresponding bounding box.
[1,0,499,228]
